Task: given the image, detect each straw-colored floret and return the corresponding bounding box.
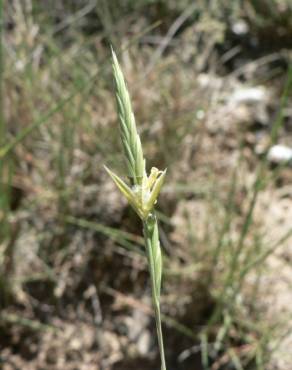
[105,165,166,220]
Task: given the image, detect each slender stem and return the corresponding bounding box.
[143,215,167,370]
[153,301,167,370]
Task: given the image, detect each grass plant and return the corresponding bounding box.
[105,49,167,370]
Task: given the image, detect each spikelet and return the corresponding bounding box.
[111,48,145,185]
[106,49,166,221]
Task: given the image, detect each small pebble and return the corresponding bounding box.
[267,145,292,165]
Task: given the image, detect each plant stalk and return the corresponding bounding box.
[143,214,166,370]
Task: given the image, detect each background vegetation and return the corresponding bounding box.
[1,1,292,369]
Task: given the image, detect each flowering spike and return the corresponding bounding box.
[106,51,166,221]
[111,48,145,184]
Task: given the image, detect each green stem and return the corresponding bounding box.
[143,214,167,370]
[153,300,166,370]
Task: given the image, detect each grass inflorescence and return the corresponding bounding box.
[105,48,167,370]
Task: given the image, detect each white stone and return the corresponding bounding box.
[232,20,249,35]
[230,87,267,104]
[267,145,292,164]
